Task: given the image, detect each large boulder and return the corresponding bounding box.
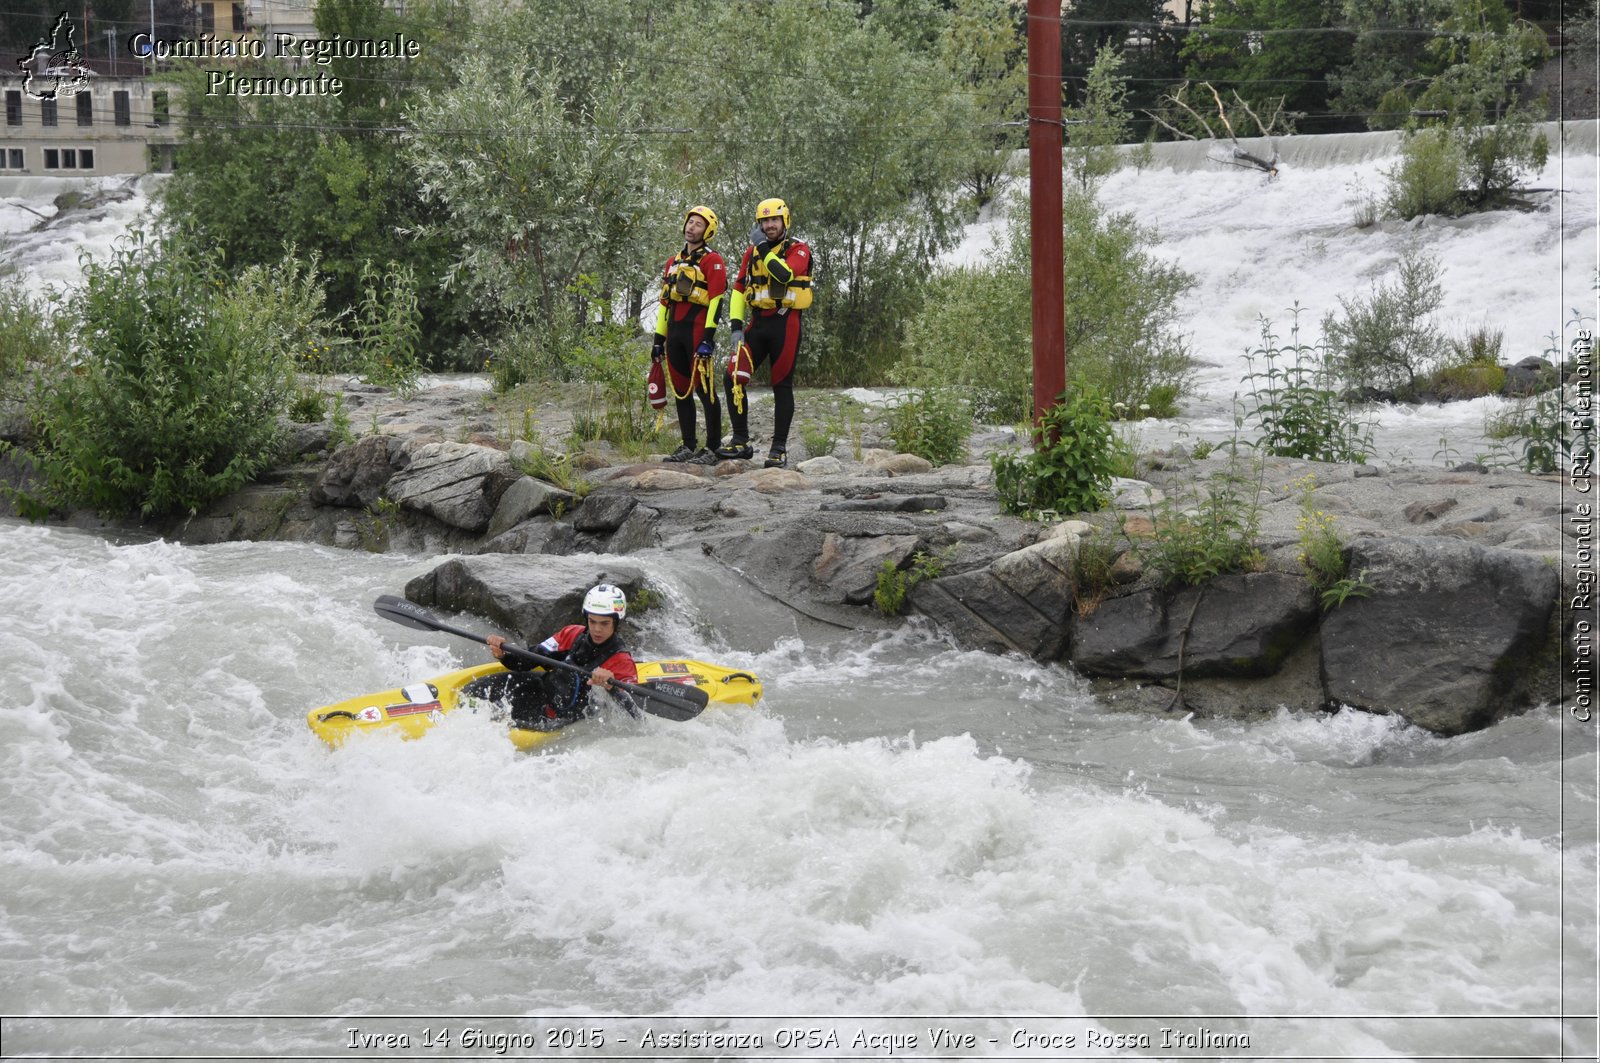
[1320,537,1560,735]
[385,442,519,533]
[486,476,574,539]
[310,435,409,508]
[1072,573,1318,680]
[910,565,1071,660]
[404,555,647,643]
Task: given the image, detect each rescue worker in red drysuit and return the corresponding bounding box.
[652,206,727,464]
[466,584,639,730]
[716,197,813,469]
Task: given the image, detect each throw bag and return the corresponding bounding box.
[647,358,668,411]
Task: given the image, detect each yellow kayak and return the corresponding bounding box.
[307,660,763,752]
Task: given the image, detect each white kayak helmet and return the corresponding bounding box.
[583,583,627,621]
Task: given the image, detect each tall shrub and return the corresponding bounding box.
[22,234,298,517]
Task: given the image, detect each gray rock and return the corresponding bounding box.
[310,435,408,508]
[474,517,577,556]
[404,555,647,643]
[1071,573,1318,680]
[797,455,845,475]
[572,491,637,533]
[820,494,948,513]
[606,504,660,554]
[1320,537,1560,735]
[386,441,518,532]
[486,476,574,540]
[812,532,922,604]
[910,568,1070,659]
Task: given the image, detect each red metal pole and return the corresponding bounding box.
[1027,0,1065,434]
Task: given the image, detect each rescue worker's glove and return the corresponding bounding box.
[755,239,775,257]
[650,335,665,362]
[730,328,745,349]
[695,338,715,358]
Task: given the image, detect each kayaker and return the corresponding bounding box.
[467,584,639,729]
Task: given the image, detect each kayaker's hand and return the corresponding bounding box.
[486,635,506,660]
[589,667,613,691]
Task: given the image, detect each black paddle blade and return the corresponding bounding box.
[374,595,448,633]
[628,679,712,722]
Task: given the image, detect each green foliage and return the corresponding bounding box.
[1133,460,1266,588]
[1321,569,1376,610]
[887,388,973,466]
[1291,473,1347,593]
[407,56,654,360]
[1071,525,1123,617]
[896,190,1196,421]
[1241,309,1375,463]
[1322,248,1451,399]
[0,285,69,408]
[565,327,675,455]
[692,1,989,385]
[938,0,1027,207]
[874,545,958,617]
[158,0,472,367]
[1383,128,1467,217]
[22,233,296,517]
[1179,0,1353,132]
[1066,46,1137,193]
[992,388,1119,517]
[1377,0,1552,217]
[1503,385,1594,474]
[347,260,424,396]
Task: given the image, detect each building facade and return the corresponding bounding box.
[0,75,180,175]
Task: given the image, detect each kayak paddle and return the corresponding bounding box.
[372,594,711,722]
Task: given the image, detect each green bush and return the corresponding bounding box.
[873,546,957,616]
[22,233,296,517]
[1134,460,1266,588]
[896,191,1197,422]
[887,388,973,465]
[1241,310,1375,464]
[1322,248,1451,399]
[1382,128,1465,219]
[992,387,1118,518]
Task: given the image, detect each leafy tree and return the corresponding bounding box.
[1328,0,1452,127]
[1064,0,1187,126]
[157,0,474,365]
[939,0,1028,207]
[689,0,988,384]
[20,233,301,517]
[1180,0,1356,133]
[895,190,1196,421]
[1066,45,1138,191]
[405,52,658,385]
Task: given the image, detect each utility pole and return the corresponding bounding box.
[1027,0,1066,433]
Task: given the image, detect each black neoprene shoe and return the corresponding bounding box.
[688,447,720,465]
[663,444,696,463]
[715,439,754,460]
[763,446,788,469]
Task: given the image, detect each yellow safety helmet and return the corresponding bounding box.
[754,197,790,232]
[684,205,718,242]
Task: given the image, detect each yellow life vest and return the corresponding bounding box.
[662,248,714,307]
[745,242,812,311]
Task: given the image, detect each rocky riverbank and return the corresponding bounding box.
[3,376,1587,736]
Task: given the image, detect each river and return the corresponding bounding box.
[1,519,1594,1060]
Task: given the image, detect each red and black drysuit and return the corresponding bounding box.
[725,235,812,451]
[461,625,639,730]
[654,243,727,451]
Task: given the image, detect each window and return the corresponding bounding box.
[40,99,56,127]
[5,90,20,126]
[7,149,22,168]
[152,91,169,126]
[76,92,92,126]
[114,90,130,126]
[62,149,77,168]
[232,3,246,31]
[200,2,215,32]
[44,148,59,169]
